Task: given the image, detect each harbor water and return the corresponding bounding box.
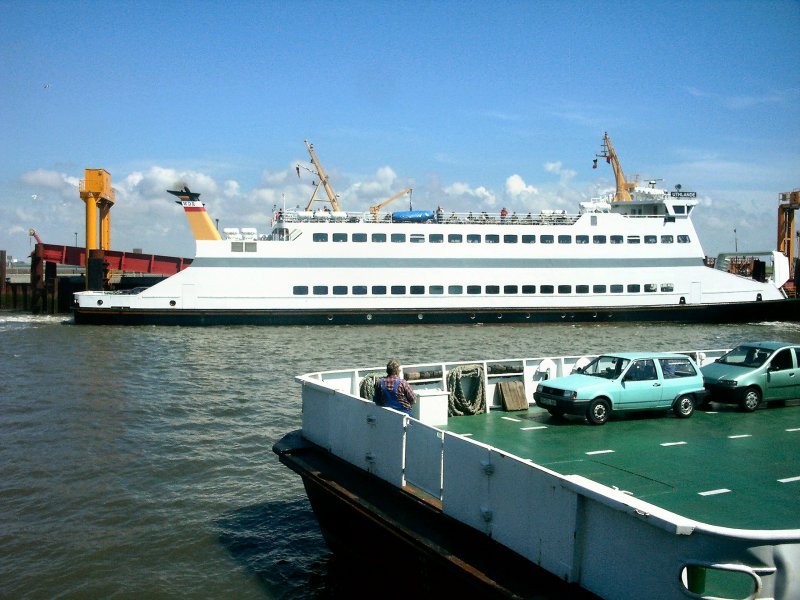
[3,313,800,598]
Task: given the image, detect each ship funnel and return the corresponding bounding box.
[167,186,202,204]
[167,186,221,241]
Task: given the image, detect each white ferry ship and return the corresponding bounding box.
[73,136,798,325]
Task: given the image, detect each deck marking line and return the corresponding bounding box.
[460,433,474,437]
[660,441,687,447]
[521,426,547,431]
[786,427,800,432]
[778,475,800,484]
[728,434,752,439]
[501,416,521,422]
[705,411,718,414]
[585,449,615,456]
[698,488,731,496]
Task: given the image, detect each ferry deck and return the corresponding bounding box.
[441,402,800,531]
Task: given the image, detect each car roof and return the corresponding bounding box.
[735,341,798,351]
[598,352,693,360]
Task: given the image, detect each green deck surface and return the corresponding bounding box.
[442,402,800,531]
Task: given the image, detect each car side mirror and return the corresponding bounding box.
[574,366,583,373]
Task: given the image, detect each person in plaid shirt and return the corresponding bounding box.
[374,359,417,415]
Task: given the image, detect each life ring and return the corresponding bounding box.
[571,356,591,373]
[532,358,557,381]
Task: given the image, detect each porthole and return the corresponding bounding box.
[469,314,475,320]
[97,299,103,306]
[327,315,334,321]
[525,313,530,319]
[679,297,686,305]
[169,300,176,307]
[592,312,597,318]
[757,293,762,301]
[497,314,503,320]
[366,314,372,321]
[417,314,423,320]
[561,314,566,319]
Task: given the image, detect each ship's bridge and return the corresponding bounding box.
[600,185,699,219]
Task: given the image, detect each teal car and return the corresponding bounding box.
[533,352,705,425]
[701,341,800,412]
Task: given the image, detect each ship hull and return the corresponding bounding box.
[73,297,800,325]
[273,431,595,599]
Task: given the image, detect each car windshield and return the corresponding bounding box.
[579,355,631,379]
[718,345,774,368]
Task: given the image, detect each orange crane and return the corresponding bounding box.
[298,140,342,212]
[79,169,115,251]
[777,189,800,278]
[594,133,637,202]
[369,188,413,222]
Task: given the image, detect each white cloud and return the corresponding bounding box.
[19,169,79,201]
[544,161,577,186]
[505,174,538,197]
[262,168,291,185]
[443,182,498,208]
[224,180,240,198]
[685,86,789,110]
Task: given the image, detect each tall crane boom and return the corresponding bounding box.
[596,133,633,202]
[304,140,341,212]
[369,188,413,221]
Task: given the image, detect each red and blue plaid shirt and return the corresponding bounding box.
[374,375,417,410]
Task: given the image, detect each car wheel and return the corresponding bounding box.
[547,409,565,418]
[740,387,762,412]
[586,398,610,426]
[673,394,695,418]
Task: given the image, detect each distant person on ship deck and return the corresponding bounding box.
[374,359,416,415]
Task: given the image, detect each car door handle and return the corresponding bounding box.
[653,383,661,387]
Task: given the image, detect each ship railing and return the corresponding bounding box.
[276,210,585,226]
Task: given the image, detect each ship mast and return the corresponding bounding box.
[303,140,341,212]
[596,133,633,202]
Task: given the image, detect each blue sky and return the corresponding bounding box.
[2,0,799,261]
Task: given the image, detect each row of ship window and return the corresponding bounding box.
[292,283,677,296]
[308,233,692,244]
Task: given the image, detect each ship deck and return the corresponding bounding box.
[441,401,800,531]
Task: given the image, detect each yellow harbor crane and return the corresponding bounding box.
[369,188,413,222]
[298,140,342,213]
[79,169,116,251]
[594,133,638,202]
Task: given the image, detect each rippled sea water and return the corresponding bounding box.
[3,312,800,598]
